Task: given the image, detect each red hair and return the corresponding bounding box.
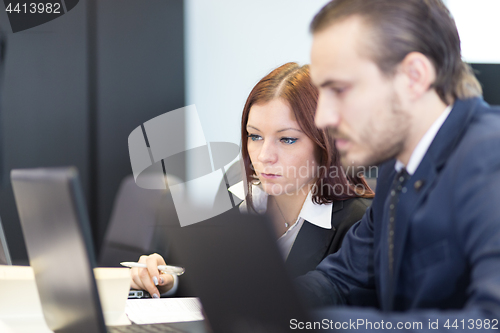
[241,62,374,209]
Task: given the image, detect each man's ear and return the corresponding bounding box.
[398,52,436,101]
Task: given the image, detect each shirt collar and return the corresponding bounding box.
[228,181,333,229]
[395,104,453,175]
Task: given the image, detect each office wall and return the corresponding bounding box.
[184,0,328,204]
[446,0,500,64]
[185,0,328,145]
[446,0,500,106]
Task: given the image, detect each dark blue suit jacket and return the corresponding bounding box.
[296,98,500,331]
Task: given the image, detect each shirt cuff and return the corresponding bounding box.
[160,274,179,297]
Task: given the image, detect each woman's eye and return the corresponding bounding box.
[331,87,346,95]
[281,137,298,145]
[247,134,262,141]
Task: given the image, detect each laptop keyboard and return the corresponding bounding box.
[107,323,187,333]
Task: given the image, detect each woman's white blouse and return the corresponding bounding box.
[228,181,333,260]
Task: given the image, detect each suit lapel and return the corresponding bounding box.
[385,98,479,310]
[377,167,396,311]
[387,165,437,309]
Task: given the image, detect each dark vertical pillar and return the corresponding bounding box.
[94,0,186,253]
[87,0,98,250]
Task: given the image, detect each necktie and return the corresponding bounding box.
[388,168,410,275]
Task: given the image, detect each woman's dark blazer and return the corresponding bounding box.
[285,197,372,279]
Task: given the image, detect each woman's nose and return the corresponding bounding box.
[258,140,278,164]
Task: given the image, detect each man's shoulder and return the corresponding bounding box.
[455,100,500,167]
[467,102,500,140]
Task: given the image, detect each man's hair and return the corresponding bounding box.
[310,0,482,105]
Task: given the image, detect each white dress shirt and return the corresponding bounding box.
[395,105,452,174]
[228,181,333,260]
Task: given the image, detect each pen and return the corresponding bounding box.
[120,261,185,276]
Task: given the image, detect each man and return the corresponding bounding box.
[296,0,500,330]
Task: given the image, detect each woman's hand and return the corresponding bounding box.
[129,253,174,298]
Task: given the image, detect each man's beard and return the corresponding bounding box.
[328,92,410,169]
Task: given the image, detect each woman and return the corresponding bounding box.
[232,62,373,275]
[130,62,374,298]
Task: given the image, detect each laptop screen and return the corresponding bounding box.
[11,167,106,333]
[163,208,313,333]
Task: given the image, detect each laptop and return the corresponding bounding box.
[11,167,207,333]
[0,216,12,265]
[158,204,315,332]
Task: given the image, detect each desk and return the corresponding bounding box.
[0,316,52,333]
[0,299,210,333]
[0,317,211,333]
[1,266,209,332]
[0,317,209,333]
